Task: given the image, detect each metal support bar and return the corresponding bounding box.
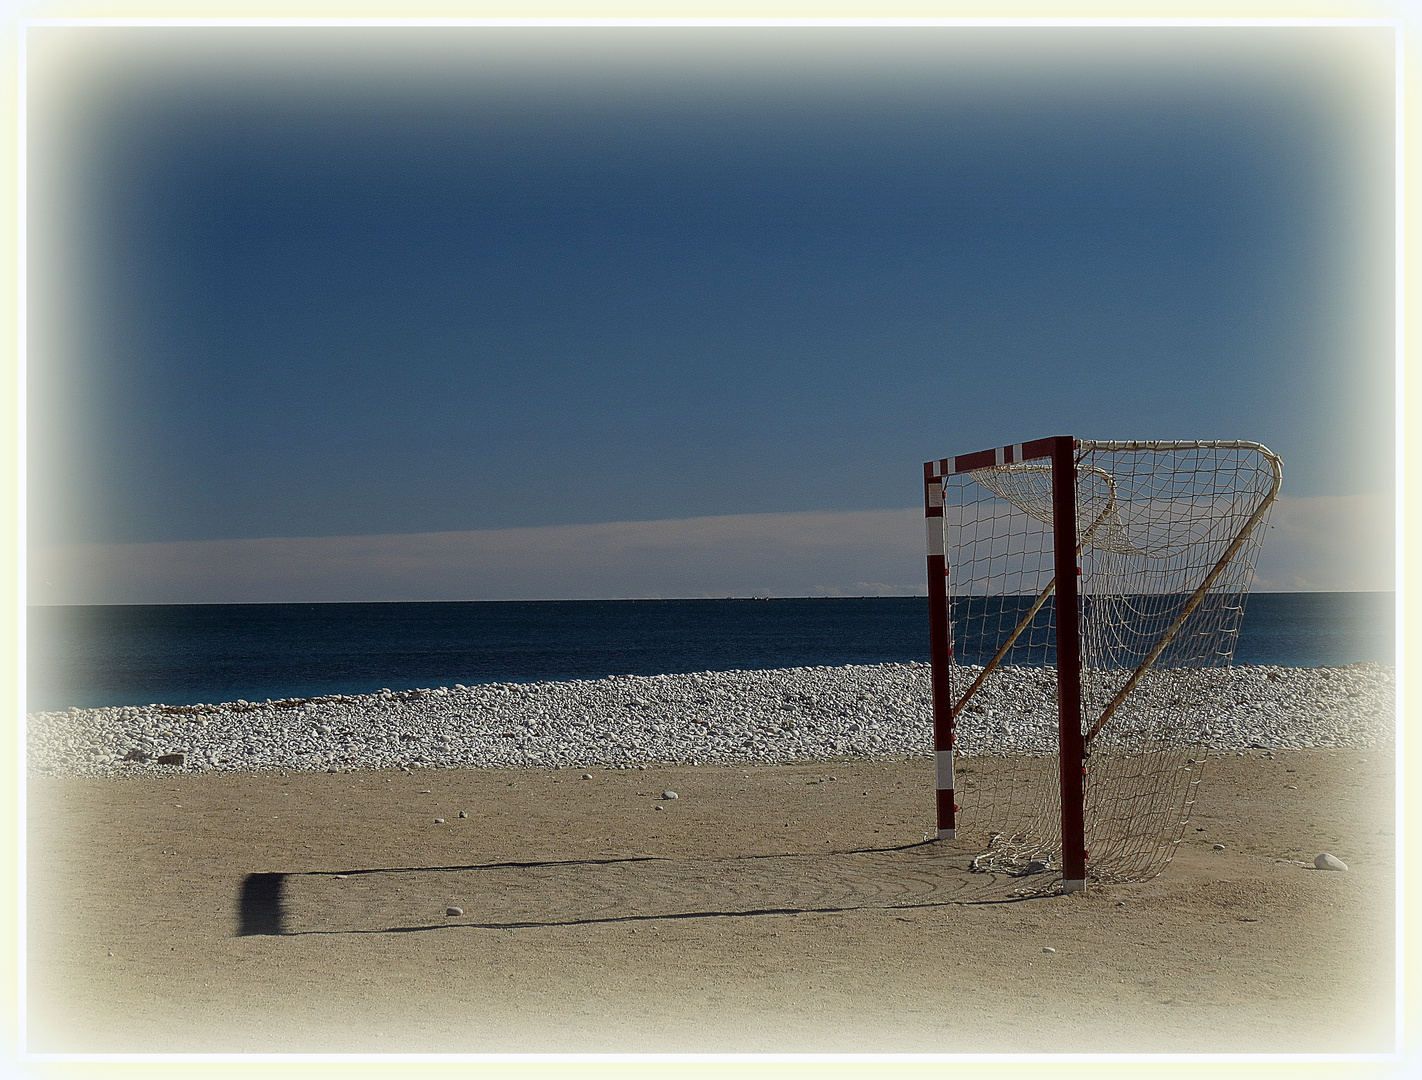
[1050,436,1087,892]
[924,461,955,840]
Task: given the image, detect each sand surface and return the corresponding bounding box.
[25,749,1394,1054]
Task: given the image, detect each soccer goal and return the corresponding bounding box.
[924,437,1282,891]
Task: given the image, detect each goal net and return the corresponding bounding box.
[924,438,1282,891]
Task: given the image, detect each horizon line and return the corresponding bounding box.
[28,588,1398,608]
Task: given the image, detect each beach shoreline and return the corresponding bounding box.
[25,659,1398,1053]
[26,660,1397,779]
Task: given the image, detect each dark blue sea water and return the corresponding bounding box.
[26,593,1395,713]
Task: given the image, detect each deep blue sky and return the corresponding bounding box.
[29,26,1394,549]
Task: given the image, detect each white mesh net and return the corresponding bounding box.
[944,441,1281,887]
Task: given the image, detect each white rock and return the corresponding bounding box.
[1315,853,1348,871]
[23,661,1396,778]
[662,790,678,800]
[445,907,464,916]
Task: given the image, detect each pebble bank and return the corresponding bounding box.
[27,661,1395,778]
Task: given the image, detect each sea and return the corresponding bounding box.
[26,593,1395,714]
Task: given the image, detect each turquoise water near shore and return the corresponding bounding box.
[27,593,1394,712]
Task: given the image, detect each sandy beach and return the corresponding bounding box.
[25,746,1394,1055]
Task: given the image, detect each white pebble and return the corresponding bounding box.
[1315,853,1348,871]
[662,790,678,800]
[24,661,1395,779]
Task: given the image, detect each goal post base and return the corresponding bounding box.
[1061,879,1087,894]
[936,828,956,841]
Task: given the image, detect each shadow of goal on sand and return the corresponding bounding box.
[236,843,1043,937]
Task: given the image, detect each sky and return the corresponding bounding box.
[24,24,1397,603]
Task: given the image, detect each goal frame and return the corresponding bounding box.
[924,436,1281,894]
[925,436,1086,889]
